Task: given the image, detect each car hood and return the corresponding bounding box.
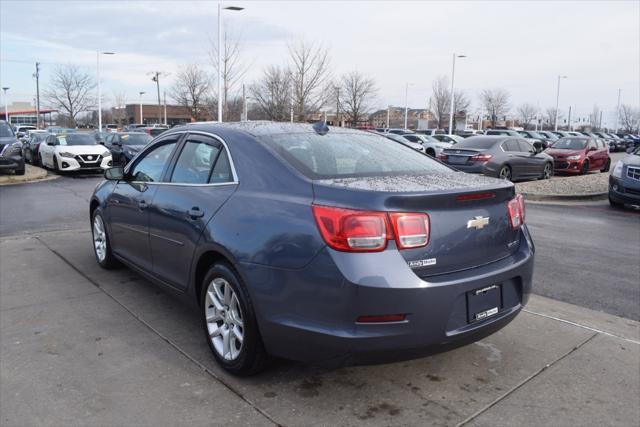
[54,145,107,155]
[0,136,18,153]
[622,153,640,166]
[124,144,145,150]
[545,149,584,157]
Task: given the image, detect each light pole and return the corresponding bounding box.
[217,4,244,122]
[404,83,413,130]
[614,88,621,133]
[554,75,567,131]
[448,53,466,135]
[97,51,115,131]
[139,91,145,124]
[1,87,8,123]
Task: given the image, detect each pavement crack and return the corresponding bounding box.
[33,236,283,427]
[456,332,599,427]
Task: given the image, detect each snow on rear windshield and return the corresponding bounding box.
[260,132,452,179]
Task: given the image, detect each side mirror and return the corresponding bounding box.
[104,166,124,181]
[588,146,597,152]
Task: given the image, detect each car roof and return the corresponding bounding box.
[172,121,363,138]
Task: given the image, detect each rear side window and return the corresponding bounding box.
[171,141,220,184]
[517,140,535,153]
[502,140,520,151]
[209,150,232,183]
[260,132,451,179]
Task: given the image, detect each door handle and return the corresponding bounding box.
[188,207,205,219]
[138,200,148,210]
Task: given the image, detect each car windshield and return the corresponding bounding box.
[0,123,14,137]
[552,138,587,150]
[260,132,452,179]
[452,136,499,149]
[56,134,96,146]
[120,133,152,145]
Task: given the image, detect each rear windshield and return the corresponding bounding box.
[452,136,500,149]
[120,133,152,145]
[260,132,452,179]
[552,138,587,149]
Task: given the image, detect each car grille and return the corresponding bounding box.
[75,154,102,163]
[555,161,569,169]
[627,166,640,181]
[626,187,640,196]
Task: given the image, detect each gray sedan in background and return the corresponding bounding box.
[439,136,554,181]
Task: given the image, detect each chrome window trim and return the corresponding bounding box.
[125,129,239,187]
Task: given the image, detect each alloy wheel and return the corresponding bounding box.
[499,166,511,180]
[543,163,552,179]
[205,278,244,361]
[92,215,107,262]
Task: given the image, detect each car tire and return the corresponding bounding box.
[201,263,268,376]
[53,155,60,173]
[600,159,611,173]
[498,165,512,181]
[542,162,553,180]
[580,161,589,175]
[91,209,120,269]
[426,148,435,157]
[608,195,623,209]
[15,163,25,176]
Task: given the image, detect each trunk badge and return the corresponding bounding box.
[467,216,490,230]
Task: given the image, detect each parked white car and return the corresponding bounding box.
[402,133,453,157]
[39,133,112,172]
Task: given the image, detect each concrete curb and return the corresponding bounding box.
[520,191,608,202]
[0,165,58,186]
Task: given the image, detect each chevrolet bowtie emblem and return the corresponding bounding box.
[467,216,489,230]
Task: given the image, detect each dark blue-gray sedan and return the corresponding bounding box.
[90,122,535,375]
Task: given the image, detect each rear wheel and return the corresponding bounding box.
[580,161,589,175]
[201,263,268,376]
[600,159,611,173]
[426,148,435,157]
[542,162,553,179]
[499,165,512,181]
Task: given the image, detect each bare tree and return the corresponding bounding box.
[545,107,563,129]
[210,29,249,121]
[112,91,127,126]
[250,65,293,122]
[429,75,449,128]
[517,103,538,129]
[288,39,331,122]
[619,104,639,133]
[44,65,96,126]
[479,89,510,128]
[452,90,470,131]
[339,71,377,127]
[170,64,211,121]
[589,104,601,131]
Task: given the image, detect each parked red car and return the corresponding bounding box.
[546,137,610,174]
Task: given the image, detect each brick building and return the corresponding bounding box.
[369,107,434,129]
[112,104,200,126]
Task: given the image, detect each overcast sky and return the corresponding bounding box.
[1,0,638,126]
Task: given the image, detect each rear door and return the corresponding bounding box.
[108,136,180,271]
[148,133,237,290]
[585,138,600,170]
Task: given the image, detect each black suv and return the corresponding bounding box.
[0,121,25,175]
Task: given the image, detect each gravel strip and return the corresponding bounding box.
[515,172,609,196]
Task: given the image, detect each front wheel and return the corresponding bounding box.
[580,161,589,175]
[498,165,512,181]
[608,195,623,209]
[15,164,25,176]
[601,159,611,173]
[201,263,268,376]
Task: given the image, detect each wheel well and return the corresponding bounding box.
[89,199,100,219]
[194,251,231,306]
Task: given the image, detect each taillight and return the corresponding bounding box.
[312,205,390,252]
[507,194,526,229]
[389,213,430,249]
[438,154,449,161]
[312,205,430,252]
[470,153,492,162]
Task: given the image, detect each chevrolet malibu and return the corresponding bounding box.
[90,122,534,375]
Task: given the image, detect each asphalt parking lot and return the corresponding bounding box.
[1,174,639,426]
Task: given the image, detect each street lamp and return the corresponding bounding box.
[139,91,146,124]
[1,87,9,123]
[404,83,413,129]
[448,53,466,135]
[97,51,115,131]
[217,4,244,122]
[554,75,567,131]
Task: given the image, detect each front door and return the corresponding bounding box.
[517,139,545,177]
[148,134,237,290]
[107,139,179,271]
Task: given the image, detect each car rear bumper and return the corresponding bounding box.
[609,176,640,205]
[241,226,535,365]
